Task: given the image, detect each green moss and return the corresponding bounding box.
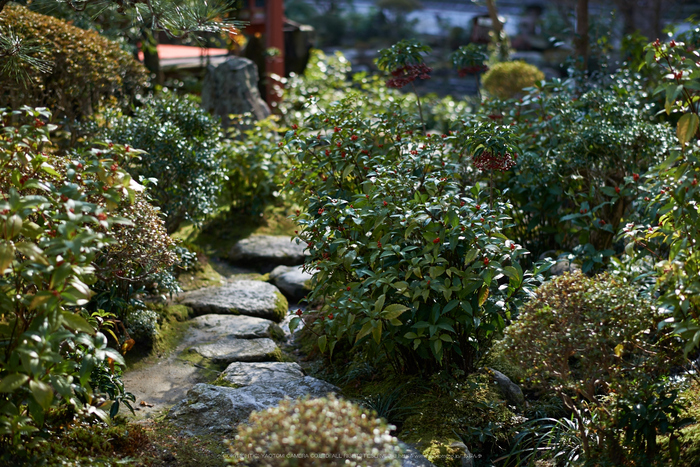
[177,348,228,376]
[178,262,225,291]
[266,347,284,362]
[273,290,289,322]
[421,441,464,467]
[210,375,242,389]
[165,304,194,322]
[482,339,526,383]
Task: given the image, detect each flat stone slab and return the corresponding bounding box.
[221,361,305,387]
[177,280,288,322]
[269,265,312,301]
[167,380,340,434]
[228,235,306,267]
[190,337,279,364]
[190,314,284,340]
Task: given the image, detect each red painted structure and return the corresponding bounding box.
[238,0,286,103]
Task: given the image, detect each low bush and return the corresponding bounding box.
[505,273,689,464]
[283,94,543,374]
[0,5,148,121]
[98,92,225,233]
[0,107,136,455]
[481,61,544,100]
[220,116,289,215]
[226,394,402,466]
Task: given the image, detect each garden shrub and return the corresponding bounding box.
[475,73,673,271]
[0,107,135,455]
[0,5,148,121]
[283,95,543,374]
[481,61,544,100]
[622,38,700,357]
[225,394,402,466]
[505,273,689,464]
[98,92,225,233]
[220,116,289,215]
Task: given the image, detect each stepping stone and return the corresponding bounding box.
[190,314,284,340]
[269,265,312,301]
[220,361,305,387]
[177,280,288,322]
[190,337,280,364]
[167,379,340,435]
[228,235,306,267]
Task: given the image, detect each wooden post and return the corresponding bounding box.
[265,0,285,105]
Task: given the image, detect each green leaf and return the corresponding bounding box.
[289,317,302,334]
[374,294,386,314]
[356,322,373,343]
[0,240,15,273]
[0,373,29,393]
[382,304,409,319]
[478,286,489,306]
[61,311,95,335]
[29,380,53,410]
[464,248,478,265]
[677,113,699,147]
[342,164,354,180]
[318,335,327,353]
[372,320,382,344]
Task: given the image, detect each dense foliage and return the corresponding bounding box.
[481,61,544,100]
[283,93,543,374]
[0,5,148,122]
[506,273,688,464]
[0,107,134,457]
[97,92,225,233]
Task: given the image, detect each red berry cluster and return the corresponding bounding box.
[458,65,488,77]
[387,63,433,88]
[472,151,516,172]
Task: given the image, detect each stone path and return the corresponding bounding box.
[123,235,433,465]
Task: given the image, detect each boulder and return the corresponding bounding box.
[228,235,306,267]
[549,258,581,276]
[269,265,312,301]
[201,56,270,127]
[190,314,284,340]
[177,280,288,322]
[167,380,340,435]
[220,361,305,387]
[487,368,525,406]
[190,337,280,364]
[399,442,435,467]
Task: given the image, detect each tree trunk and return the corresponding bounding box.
[485,0,503,35]
[141,30,163,86]
[575,0,589,71]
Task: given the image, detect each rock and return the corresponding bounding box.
[549,258,581,276]
[449,441,474,467]
[220,361,305,387]
[167,380,340,435]
[190,337,280,364]
[228,235,306,267]
[487,368,525,406]
[177,280,288,322]
[190,314,285,340]
[398,442,435,467]
[269,265,312,301]
[201,56,270,128]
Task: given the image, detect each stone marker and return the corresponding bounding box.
[190,337,280,364]
[269,265,312,301]
[201,56,270,127]
[177,280,288,322]
[228,235,306,267]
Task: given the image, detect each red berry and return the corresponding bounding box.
[633,173,640,182]
[347,287,351,291]
[383,201,387,206]
[292,124,298,130]
[483,257,489,265]
[296,309,303,316]
[433,238,440,244]
[615,186,620,194]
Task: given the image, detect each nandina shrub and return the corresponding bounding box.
[283,95,542,374]
[0,5,148,121]
[0,107,135,454]
[473,73,674,271]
